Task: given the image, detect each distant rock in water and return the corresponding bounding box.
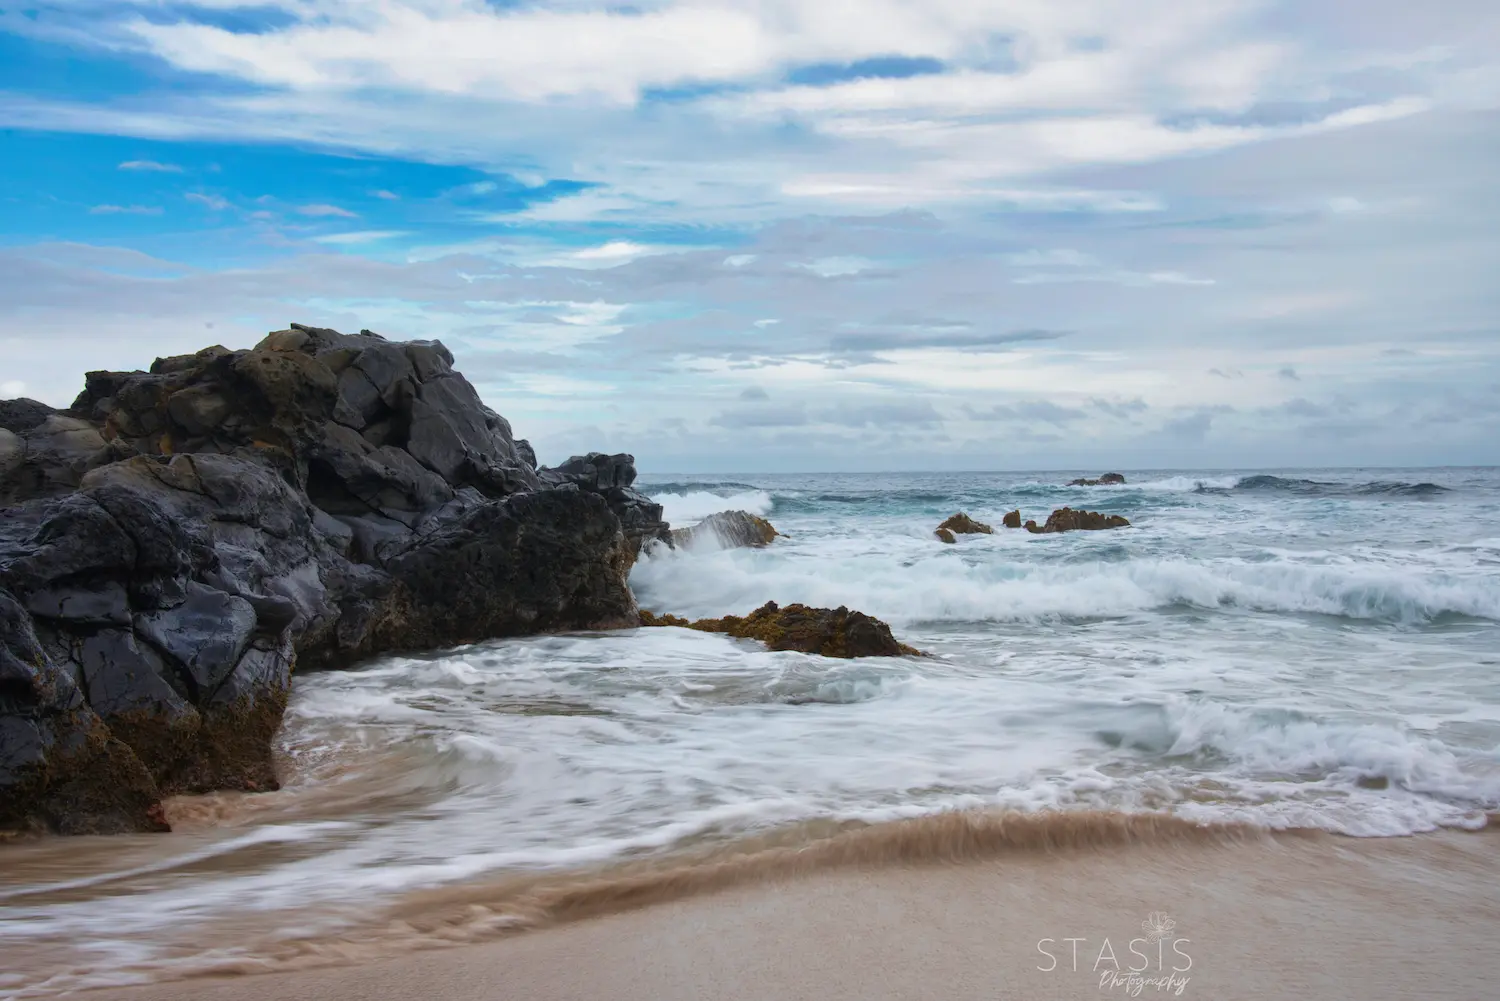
[935,527,957,544]
[1067,472,1126,486]
[1026,507,1131,533]
[937,512,993,535]
[671,510,779,550]
[0,322,669,835]
[1002,509,1022,529]
[640,601,921,658]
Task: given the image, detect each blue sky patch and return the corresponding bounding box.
[785,55,946,87]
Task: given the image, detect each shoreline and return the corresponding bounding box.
[82,823,1500,1001]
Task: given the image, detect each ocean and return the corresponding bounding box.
[3,467,1499,995]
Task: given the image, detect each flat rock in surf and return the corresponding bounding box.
[0,322,670,836]
[670,510,780,549]
[640,601,922,658]
[1023,507,1131,533]
[1067,472,1126,486]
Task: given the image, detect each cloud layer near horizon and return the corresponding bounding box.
[1,0,1497,470]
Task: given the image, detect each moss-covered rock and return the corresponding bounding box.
[639,601,921,658]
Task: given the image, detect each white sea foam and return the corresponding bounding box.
[630,543,1500,625]
[1132,474,1243,491]
[652,489,775,525]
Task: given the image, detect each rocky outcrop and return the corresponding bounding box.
[1002,509,1022,529]
[538,452,670,556]
[935,528,956,544]
[1024,508,1131,533]
[1067,473,1126,486]
[671,510,779,550]
[1,323,664,834]
[640,601,920,658]
[937,513,993,535]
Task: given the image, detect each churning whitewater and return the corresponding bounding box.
[2,466,1498,996]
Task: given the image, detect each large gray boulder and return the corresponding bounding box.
[0,323,665,834]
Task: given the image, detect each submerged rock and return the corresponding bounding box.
[1067,472,1126,486]
[0,322,666,834]
[639,601,921,658]
[1025,507,1131,533]
[937,512,993,535]
[670,510,779,550]
[935,527,956,544]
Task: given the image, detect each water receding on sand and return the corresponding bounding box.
[3,467,1500,997]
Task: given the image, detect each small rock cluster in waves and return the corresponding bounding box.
[640,601,922,658]
[1019,507,1131,533]
[1067,472,1126,486]
[935,506,1129,541]
[669,509,780,549]
[0,323,671,835]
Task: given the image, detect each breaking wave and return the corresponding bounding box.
[631,546,1500,626]
[1219,475,1450,498]
[649,489,775,524]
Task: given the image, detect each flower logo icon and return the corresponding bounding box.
[1141,911,1177,943]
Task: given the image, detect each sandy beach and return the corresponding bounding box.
[86,825,1500,1001]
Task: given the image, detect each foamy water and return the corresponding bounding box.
[3,467,1498,996]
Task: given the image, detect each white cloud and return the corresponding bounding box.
[88,204,163,215]
[184,192,229,210]
[791,256,878,277]
[313,230,407,244]
[117,159,182,172]
[297,203,359,218]
[1,380,26,397]
[570,240,658,262]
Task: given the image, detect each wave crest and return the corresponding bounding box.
[650,489,775,524]
[631,547,1500,625]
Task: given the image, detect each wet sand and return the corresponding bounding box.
[95,827,1500,1001]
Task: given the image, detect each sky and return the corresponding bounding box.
[1,1,1497,472]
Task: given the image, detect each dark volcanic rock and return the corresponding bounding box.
[1067,472,1126,486]
[937,512,993,535]
[0,588,166,834]
[640,601,921,658]
[539,452,669,557]
[0,398,58,434]
[1025,507,1131,533]
[1,323,657,834]
[671,510,779,550]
